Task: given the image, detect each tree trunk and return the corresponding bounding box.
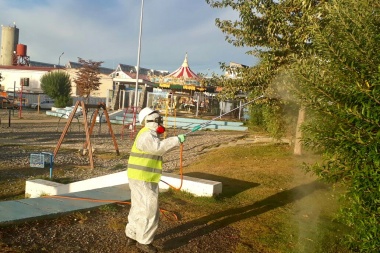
[294,106,305,155]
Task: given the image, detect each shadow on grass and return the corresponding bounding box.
[184,172,260,198]
[159,180,327,251]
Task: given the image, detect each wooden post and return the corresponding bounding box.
[80,101,94,169]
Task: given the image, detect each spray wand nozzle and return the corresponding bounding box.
[183,124,206,136]
[183,94,265,136]
[190,125,202,133]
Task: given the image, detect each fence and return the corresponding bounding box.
[3,91,106,108]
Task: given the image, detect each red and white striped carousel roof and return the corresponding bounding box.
[166,53,200,79]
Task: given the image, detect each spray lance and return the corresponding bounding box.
[184,94,265,136]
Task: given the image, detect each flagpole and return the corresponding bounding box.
[132,0,144,131]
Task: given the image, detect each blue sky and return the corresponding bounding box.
[0,0,258,75]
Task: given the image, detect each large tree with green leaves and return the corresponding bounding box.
[40,71,72,108]
[206,0,321,140]
[290,1,380,251]
[206,0,320,89]
[74,58,103,102]
[207,0,380,251]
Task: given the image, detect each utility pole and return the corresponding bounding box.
[132,0,144,132]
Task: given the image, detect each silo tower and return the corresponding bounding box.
[0,24,19,66]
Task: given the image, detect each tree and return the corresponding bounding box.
[291,1,380,251]
[207,0,380,251]
[40,71,72,108]
[74,58,103,102]
[206,0,320,143]
[206,0,320,83]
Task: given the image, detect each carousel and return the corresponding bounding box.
[149,53,214,117]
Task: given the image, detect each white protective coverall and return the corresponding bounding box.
[125,112,180,245]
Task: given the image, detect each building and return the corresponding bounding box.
[0,24,248,116]
[0,62,168,109]
[0,24,167,109]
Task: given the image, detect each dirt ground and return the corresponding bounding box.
[0,109,254,253]
[0,108,328,253]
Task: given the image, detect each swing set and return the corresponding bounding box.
[53,101,120,169]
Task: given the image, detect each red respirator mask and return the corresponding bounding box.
[147,116,166,134]
[156,125,166,134]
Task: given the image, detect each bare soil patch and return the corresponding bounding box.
[0,110,249,252]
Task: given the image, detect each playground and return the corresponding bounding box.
[0,110,346,253]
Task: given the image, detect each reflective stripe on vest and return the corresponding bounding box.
[127,127,163,183]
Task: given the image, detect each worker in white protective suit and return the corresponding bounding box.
[125,107,186,253]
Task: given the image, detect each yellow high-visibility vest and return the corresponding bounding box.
[127,127,163,183]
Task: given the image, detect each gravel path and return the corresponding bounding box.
[0,110,248,181]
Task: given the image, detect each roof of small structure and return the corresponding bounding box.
[117,64,167,77]
[166,53,199,80]
[0,64,55,71]
[65,61,114,75]
[29,61,58,68]
[110,64,167,83]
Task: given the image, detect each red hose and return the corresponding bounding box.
[160,143,184,190]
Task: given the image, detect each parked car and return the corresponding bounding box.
[30,100,55,109]
[0,96,19,109]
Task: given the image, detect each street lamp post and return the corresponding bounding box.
[58,52,64,67]
[132,0,144,132]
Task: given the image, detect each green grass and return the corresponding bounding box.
[0,141,352,252]
[159,144,352,253]
[0,180,25,200]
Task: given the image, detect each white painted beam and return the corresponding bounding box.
[25,171,222,198]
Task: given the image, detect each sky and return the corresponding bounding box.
[0,0,259,75]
